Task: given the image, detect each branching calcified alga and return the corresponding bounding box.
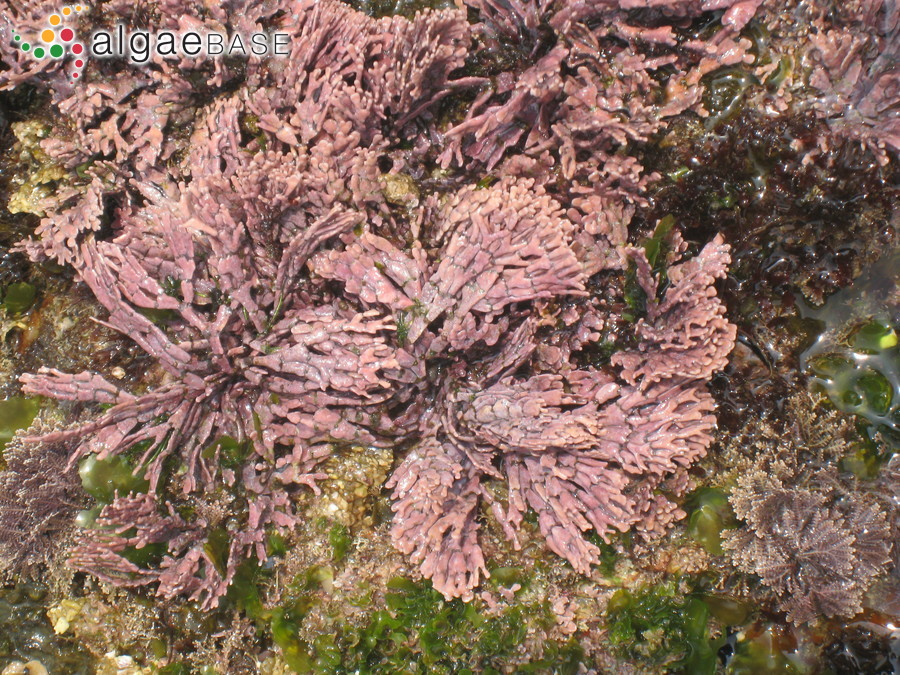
[319,213,736,599]
[13,0,469,609]
[3,0,748,608]
[21,186,736,604]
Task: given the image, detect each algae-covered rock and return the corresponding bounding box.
[48,598,87,636]
[0,661,48,675]
[380,173,419,208]
[6,121,65,218]
[0,583,93,673]
[311,446,394,528]
[94,653,153,675]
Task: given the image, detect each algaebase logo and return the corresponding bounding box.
[10,5,87,82]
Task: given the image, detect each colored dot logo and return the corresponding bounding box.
[10,6,88,82]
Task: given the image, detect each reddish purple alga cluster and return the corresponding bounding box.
[318,202,735,598]
[1,0,764,604]
[805,0,900,159]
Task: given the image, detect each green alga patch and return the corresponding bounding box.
[78,454,149,504]
[201,435,251,471]
[685,487,738,556]
[799,254,900,452]
[728,625,800,674]
[261,575,583,674]
[0,396,41,458]
[2,281,37,315]
[327,523,352,563]
[606,580,725,674]
[701,67,759,129]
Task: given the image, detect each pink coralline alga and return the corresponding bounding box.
[9,0,738,605]
[806,0,900,158]
[612,234,737,387]
[68,492,296,610]
[381,233,734,599]
[16,0,469,607]
[749,0,899,160]
[7,0,471,265]
[315,171,735,599]
[443,0,761,214]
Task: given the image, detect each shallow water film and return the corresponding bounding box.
[0,0,897,673]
